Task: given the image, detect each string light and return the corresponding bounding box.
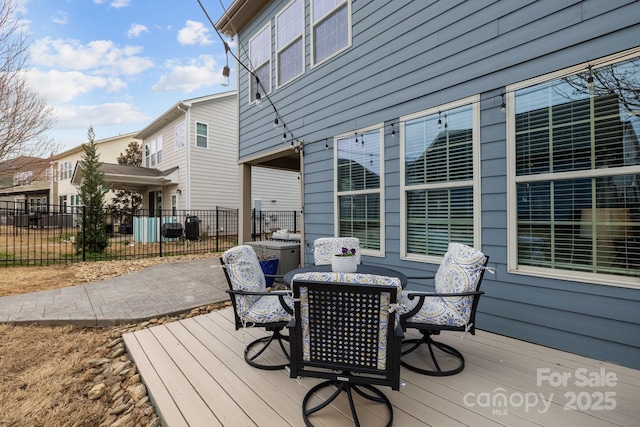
[587,65,594,89]
[500,93,506,113]
[273,117,279,128]
[202,0,634,158]
[390,123,396,137]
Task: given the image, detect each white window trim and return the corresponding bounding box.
[248,23,272,106]
[195,121,209,149]
[310,0,352,68]
[276,0,305,89]
[399,95,482,264]
[506,47,640,289]
[333,123,386,257]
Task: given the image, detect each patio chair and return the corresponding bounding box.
[221,245,294,370]
[398,243,490,376]
[313,237,361,265]
[289,272,403,427]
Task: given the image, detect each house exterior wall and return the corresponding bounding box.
[230,0,640,368]
[137,91,300,213]
[57,133,140,210]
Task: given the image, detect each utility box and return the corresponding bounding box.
[246,240,301,276]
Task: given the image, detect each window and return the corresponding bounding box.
[144,136,163,167]
[277,0,304,86]
[335,125,384,255]
[175,121,185,150]
[249,24,271,103]
[14,171,33,186]
[312,0,351,66]
[401,96,481,261]
[196,122,208,148]
[144,144,150,168]
[508,50,640,284]
[59,161,72,180]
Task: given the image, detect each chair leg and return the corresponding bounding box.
[401,331,465,376]
[302,381,393,427]
[244,328,290,370]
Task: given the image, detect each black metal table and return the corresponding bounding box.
[283,264,408,288]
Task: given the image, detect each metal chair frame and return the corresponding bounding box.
[288,279,403,427]
[221,257,293,370]
[400,255,489,376]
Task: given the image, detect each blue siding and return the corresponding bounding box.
[234,0,640,369]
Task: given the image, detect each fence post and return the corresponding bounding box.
[82,206,86,262]
[215,207,219,252]
[159,212,163,257]
[293,210,297,233]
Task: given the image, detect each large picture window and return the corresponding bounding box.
[401,96,481,260]
[508,50,640,284]
[276,0,303,87]
[335,126,384,255]
[311,0,351,66]
[249,24,271,104]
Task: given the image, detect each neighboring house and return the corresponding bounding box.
[216,0,640,369]
[73,91,300,238]
[58,132,141,212]
[0,155,54,213]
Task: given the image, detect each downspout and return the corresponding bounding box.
[177,103,190,210]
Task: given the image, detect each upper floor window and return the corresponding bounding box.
[276,0,304,87]
[59,161,72,180]
[175,121,185,150]
[335,125,385,256]
[401,96,481,261]
[508,50,640,285]
[249,24,271,104]
[312,0,351,66]
[145,136,163,167]
[196,122,208,148]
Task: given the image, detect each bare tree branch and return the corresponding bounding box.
[0,0,57,161]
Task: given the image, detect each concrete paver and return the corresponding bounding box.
[0,257,229,326]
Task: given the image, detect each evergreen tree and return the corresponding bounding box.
[107,141,143,226]
[77,127,108,253]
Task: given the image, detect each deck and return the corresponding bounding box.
[123,306,640,426]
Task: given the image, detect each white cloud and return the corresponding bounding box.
[127,23,148,38]
[27,69,127,103]
[54,103,148,128]
[151,55,220,93]
[177,20,213,46]
[109,0,130,8]
[51,10,68,25]
[30,37,154,76]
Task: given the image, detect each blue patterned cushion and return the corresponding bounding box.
[223,245,291,322]
[243,294,293,324]
[399,243,486,327]
[313,237,361,265]
[292,271,400,370]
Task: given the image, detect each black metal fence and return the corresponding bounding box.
[0,201,300,266]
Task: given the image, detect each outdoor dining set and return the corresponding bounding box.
[221,237,491,427]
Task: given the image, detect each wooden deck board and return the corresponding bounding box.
[123,307,640,427]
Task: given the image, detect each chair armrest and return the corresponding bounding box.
[225,289,294,315]
[226,289,291,296]
[400,290,484,319]
[405,275,435,280]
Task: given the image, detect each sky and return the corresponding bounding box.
[18,0,236,152]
